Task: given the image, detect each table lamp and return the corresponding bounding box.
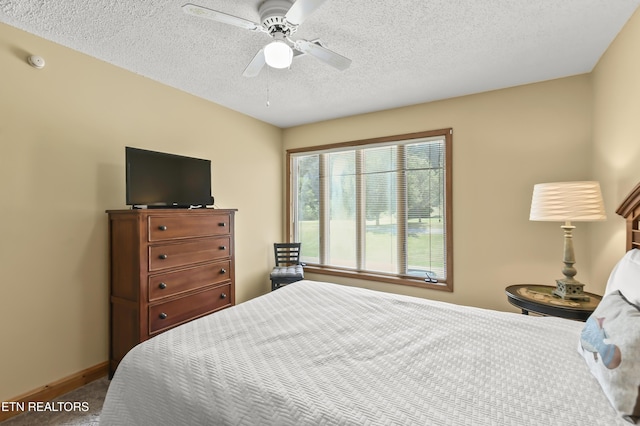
[529,181,606,300]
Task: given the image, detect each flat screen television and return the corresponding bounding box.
[125,147,214,208]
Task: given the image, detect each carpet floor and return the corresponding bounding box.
[0,377,109,426]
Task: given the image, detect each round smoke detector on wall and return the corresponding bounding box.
[28,55,45,69]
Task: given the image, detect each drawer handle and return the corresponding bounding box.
[158,282,167,289]
[220,268,227,274]
[220,293,227,299]
[219,246,227,250]
[158,225,167,231]
[159,254,168,260]
[218,222,227,227]
[159,312,168,320]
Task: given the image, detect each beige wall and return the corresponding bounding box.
[283,76,594,310]
[0,24,282,401]
[590,8,640,287]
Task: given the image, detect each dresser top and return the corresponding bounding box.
[107,208,237,214]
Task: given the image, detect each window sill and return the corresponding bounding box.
[302,265,452,292]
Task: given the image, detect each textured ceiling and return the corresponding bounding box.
[1,0,639,128]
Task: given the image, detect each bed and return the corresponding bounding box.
[100,184,640,425]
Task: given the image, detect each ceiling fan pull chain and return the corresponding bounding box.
[266,66,271,107]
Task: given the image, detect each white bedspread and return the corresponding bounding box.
[101,280,624,425]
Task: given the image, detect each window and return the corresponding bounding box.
[287,129,453,291]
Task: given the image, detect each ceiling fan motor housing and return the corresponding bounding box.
[259,0,297,35]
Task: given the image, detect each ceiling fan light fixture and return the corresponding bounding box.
[264,40,293,69]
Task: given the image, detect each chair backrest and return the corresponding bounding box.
[274,243,301,266]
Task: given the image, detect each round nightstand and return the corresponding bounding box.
[505,284,602,321]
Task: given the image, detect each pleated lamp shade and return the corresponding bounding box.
[529,181,606,222]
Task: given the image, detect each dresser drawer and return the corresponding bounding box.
[148,213,231,241]
[149,284,231,334]
[149,237,230,271]
[148,261,231,302]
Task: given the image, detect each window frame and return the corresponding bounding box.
[286,128,453,291]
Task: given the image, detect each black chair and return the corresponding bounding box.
[270,243,304,291]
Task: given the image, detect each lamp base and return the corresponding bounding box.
[553,279,590,301]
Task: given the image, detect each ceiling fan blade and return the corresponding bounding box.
[182,3,261,31]
[285,0,329,25]
[296,40,351,71]
[243,49,266,77]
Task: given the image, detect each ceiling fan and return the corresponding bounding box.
[182,0,352,77]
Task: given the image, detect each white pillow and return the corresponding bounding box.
[606,249,640,305]
[578,291,640,423]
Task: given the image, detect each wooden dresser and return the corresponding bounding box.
[106,208,237,377]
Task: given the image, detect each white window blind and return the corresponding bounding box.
[289,129,452,289]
